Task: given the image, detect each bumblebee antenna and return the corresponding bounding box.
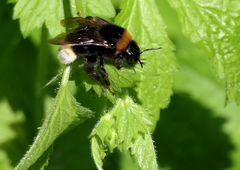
[140,47,161,54]
[138,47,160,67]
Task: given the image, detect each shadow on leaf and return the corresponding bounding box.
[154,93,234,170]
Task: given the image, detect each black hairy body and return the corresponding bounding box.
[49,16,144,87]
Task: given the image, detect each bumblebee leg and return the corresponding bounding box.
[83,57,110,87]
[114,55,124,69]
[98,56,110,86]
[83,58,100,82]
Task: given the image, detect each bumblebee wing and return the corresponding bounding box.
[61,16,109,29]
[49,17,113,48]
[48,30,113,48]
[48,32,68,45]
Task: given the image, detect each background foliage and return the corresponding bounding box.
[0,0,240,170]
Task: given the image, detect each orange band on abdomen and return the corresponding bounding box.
[116,30,132,52]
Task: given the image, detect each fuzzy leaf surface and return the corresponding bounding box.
[91,96,158,170]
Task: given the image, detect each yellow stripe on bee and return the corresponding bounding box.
[116,30,132,52]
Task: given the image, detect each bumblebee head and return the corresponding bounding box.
[115,41,161,68]
[124,41,142,67]
[124,41,161,67]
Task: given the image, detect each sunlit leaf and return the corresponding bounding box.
[75,0,115,19]
[91,96,158,170]
[0,100,24,170]
[131,133,159,170]
[168,0,240,104]
[116,0,177,128]
[0,100,24,144]
[13,0,65,37]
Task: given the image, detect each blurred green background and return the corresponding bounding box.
[1,0,240,170]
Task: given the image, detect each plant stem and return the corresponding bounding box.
[61,65,71,86]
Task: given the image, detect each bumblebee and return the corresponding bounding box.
[49,16,159,86]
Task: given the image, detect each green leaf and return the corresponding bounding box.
[131,133,159,170]
[13,0,65,37]
[175,52,240,170]
[13,0,115,37]
[168,16,240,168]
[0,151,12,170]
[115,0,177,128]
[0,100,25,170]
[0,100,25,144]
[91,96,158,170]
[8,0,17,3]
[91,137,107,170]
[105,65,140,92]
[113,97,152,149]
[167,0,240,104]
[15,67,93,170]
[75,0,115,19]
[119,152,139,170]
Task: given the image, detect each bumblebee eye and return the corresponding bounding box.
[124,41,140,65]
